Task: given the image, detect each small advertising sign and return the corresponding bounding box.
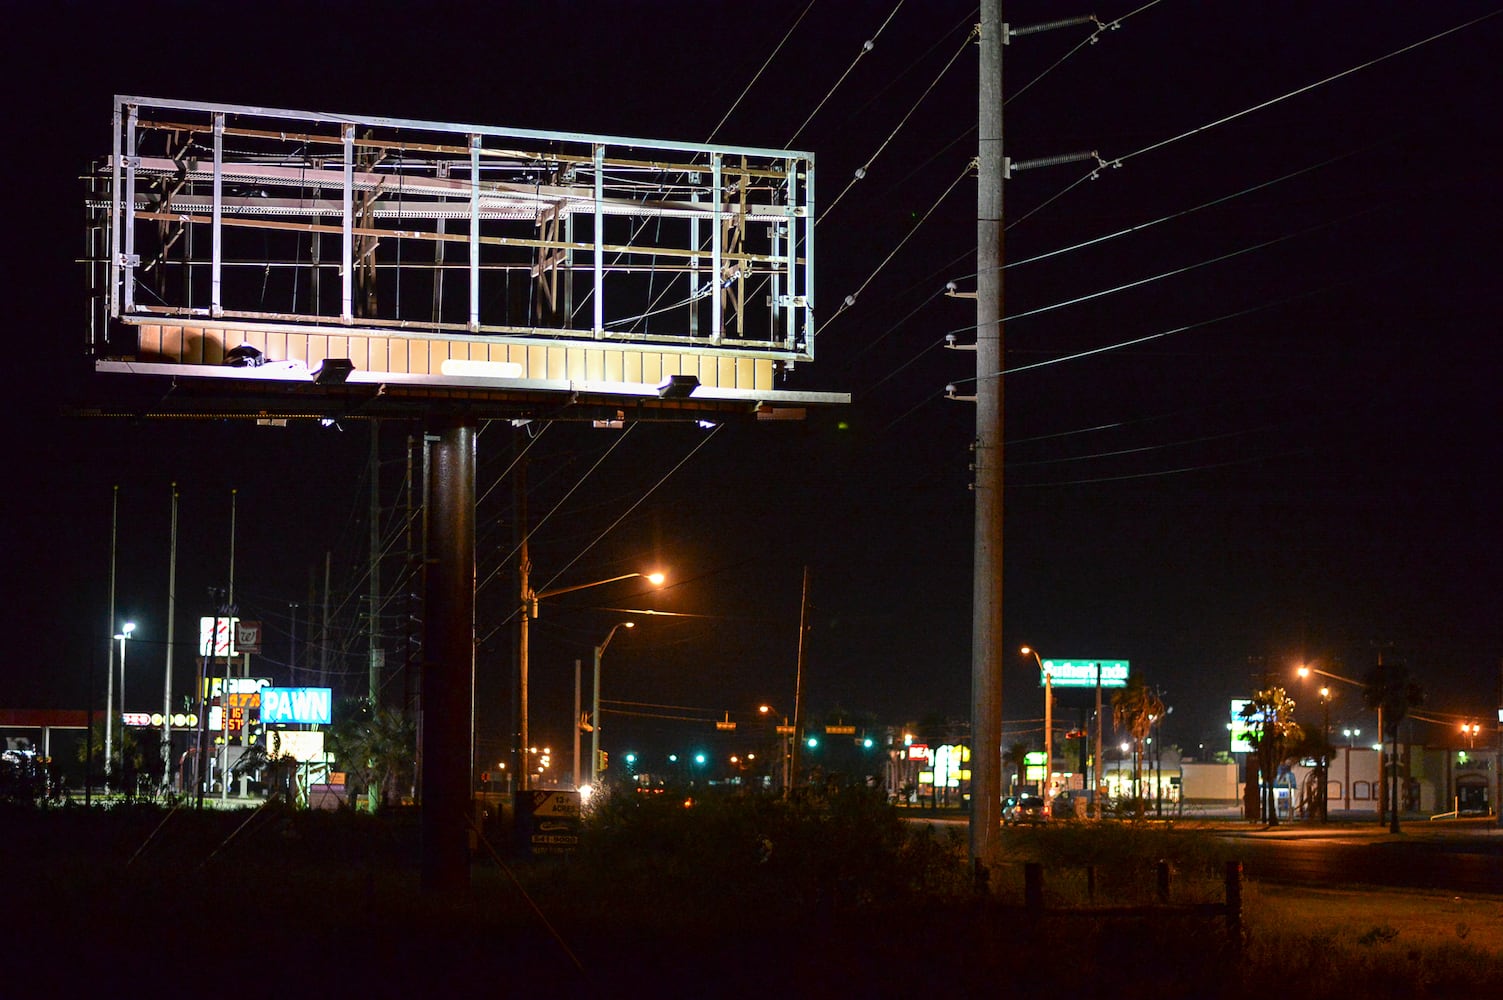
[514,789,582,858]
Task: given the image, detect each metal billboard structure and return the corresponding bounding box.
[85,96,843,421]
[81,98,848,890]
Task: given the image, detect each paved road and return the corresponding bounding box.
[1213,819,1503,895]
[903,812,1503,896]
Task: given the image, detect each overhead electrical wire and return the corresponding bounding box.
[477,423,639,597]
[998,208,1379,327]
[705,0,819,145]
[817,159,973,336]
[882,265,1394,434]
[477,424,725,645]
[534,424,724,597]
[856,147,1366,397]
[819,25,977,225]
[844,5,980,125]
[1010,9,1503,233]
[1116,9,1503,167]
[1007,423,1280,468]
[787,1,905,147]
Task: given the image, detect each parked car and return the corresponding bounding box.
[1002,793,1048,825]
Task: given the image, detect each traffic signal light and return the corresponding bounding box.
[595,749,609,773]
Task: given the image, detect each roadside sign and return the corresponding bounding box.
[514,790,581,858]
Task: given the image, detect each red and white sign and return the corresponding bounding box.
[234,621,262,655]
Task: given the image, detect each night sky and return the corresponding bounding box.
[3,2,1500,775]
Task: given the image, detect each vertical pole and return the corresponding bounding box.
[421,419,476,891]
[222,490,236,804]
[162,484,178,792]
[106,485,118,794]
[469,135,481,332]
[1043,669,1052,812]
[789,567,811,794]
[341,124,354,323]
[1224,860,1244,950]
[369,421,382,706]
[320,551,332,689]
[1094,663,1104,820]
[123,106,138,313]
[590,644,603,782]
[211,113,224,317]
[573,658,582,790]
[515,453,531,793]
[970,0,1005,870]
[109,103,122,320]
[593,144,606,336]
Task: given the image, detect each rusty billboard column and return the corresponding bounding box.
[421,419,476,891]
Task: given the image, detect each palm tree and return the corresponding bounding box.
[1112,676,1164,820]
[1364,661,1424,833]
[1240,687,1301,825]
[326,699,417,811]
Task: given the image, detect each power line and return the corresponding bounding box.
[1116,10,1503,167]
[787,1,906,147]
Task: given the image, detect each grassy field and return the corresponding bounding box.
[4,794,1502,998]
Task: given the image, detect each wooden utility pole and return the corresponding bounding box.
[971,0,1005,871]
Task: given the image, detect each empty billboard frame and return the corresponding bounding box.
[89,96,832,408]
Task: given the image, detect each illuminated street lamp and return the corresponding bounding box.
[108,622,136,793]
[1299,662,1382,826]
[1021,647,1052,815]
[760,703,793,792]
[591,621,635,785]
[1317,686,1331,822]
[517,569,664,791]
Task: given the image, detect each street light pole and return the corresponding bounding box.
[517,570,662,792]
[1319,687,1331,822]
[1021,647,1051,815]
[590,622,634,785]
[1298,662,1378,824]
[114,622,135,793]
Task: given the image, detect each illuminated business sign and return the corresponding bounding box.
[1229,699,1270,754]
[1040,660,1130,688]
[264,729,326,762]
[197,617,263,656]
[201,677,271,734]
[261,687,333,726]
[932,744,970,788]
[123,712,198,727]
[1025,749,1048,781]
